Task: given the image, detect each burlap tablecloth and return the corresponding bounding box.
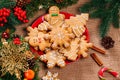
[15,0,120,80]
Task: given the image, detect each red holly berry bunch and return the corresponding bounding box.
[13,37,21,45]
[14,7,28,23]
[0,8,10,27]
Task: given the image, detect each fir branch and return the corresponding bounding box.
[1,72,18,80]
[100,14,112,37]
[8,13,21,25]
[0,0,16,9]
[79,0,120,37]
[33,60,40,80]
[40,0,78,9]
[25,0,42,17]
[111,1,120,28]
[25,0,78,17]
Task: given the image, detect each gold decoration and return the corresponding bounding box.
[0,40,31,79]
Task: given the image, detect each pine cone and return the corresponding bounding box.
[101,36,115,49]
[27,58,36,69]
[16,0,31,7]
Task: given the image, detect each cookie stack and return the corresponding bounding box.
[25,6,92,68]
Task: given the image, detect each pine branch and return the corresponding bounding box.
[8,13,21,25]
[0,0,16,9]
[100,14,112,37]
[90,9,109,18]
[25,0,42,17]
[79,0,120,37]
[111,1,120,28]
[25,0,78,17]
[33,59,40,80]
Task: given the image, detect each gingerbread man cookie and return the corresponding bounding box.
[44,6,65,27]
[25,27,51,51]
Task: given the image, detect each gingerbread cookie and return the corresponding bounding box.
[60,38,80,61]
[65,13,89,37]
[25,6,91,68]
[38,21,52,31]
[49,25,74,49]
[42,71,60,80]
[40,50,66,68]
[25,27,39,41]
[78,36,93,57]
[44,6,65,27]
[25,27,51,51]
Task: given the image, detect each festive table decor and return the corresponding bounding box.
[0,0,78,33]
[25,6,94,68]
[0,34,40,80]
[98,67,119,80]
[79,0,120,37]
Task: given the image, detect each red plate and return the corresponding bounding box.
[30,12,90,64]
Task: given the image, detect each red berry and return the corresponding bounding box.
[0,12,3,16]
[0,11,2,16]
[6,9,10,13]
[6,13,10,16]
[3,12,7,16]
[23,16,26,19]
[0,23,4,27]
[14,12,18,16]
[13,38,21,45]
[4,19,7,23]
[14,7,28,23]
[25,20,29,23]
[0,18,3,21]
[23,20,26,23]
[2,17,6,20]
[2,32,9,39]
[21,12,26,17]
[18,10,23,13]
[18,16,23,20]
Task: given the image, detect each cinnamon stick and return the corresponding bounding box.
[91,53,103,66]
[91,45,106,54]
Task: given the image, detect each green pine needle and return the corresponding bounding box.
[100,14,112,37]
[79,0,120,37]
[0,0,16,9]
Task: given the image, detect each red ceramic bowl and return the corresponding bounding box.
[30,12,90,64]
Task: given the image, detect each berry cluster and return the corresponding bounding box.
[14,7,28,23]
[0,8,10,27]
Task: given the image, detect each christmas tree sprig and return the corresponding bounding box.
[79,0,120,37]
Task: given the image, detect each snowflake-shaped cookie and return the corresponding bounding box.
[49,26,74,49]
[40,50,66,68]
[42,71,60,80]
